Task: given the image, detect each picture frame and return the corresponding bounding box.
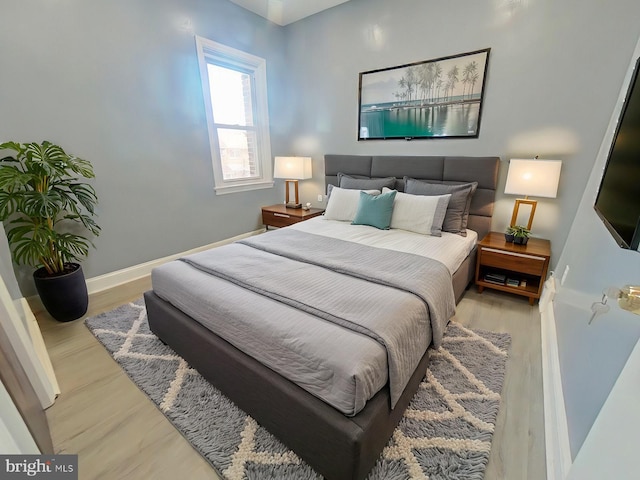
[358,48,490,140]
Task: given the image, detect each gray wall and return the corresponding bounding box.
[0,0,287,295]
[282,0,640,270]
[553,36,640,457]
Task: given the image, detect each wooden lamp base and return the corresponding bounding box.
[285,180,302,208]
[510,198,537,230]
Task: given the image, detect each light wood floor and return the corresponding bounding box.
[37,279,546,480]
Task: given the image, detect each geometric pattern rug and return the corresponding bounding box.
[85,298,510,480]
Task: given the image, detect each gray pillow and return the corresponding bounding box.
[404,177,478,236]
[338,173,396,191]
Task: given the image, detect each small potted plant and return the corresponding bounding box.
[511,225,531,245]
[0,141,100,321]
[504,226,516,243]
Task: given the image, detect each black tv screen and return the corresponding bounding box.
[594,56,640,250]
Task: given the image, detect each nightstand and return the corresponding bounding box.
[475,231,551,305]
[261,204,324,229]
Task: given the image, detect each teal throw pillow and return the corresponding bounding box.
[351,190,397,230]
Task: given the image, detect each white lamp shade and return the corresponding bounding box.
[273,156,312,180]
[504,159,562,198]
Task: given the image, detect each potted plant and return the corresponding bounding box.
[511,225,531,245]
[504,226,516,243]
[0,141,100,321]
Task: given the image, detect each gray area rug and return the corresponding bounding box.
[85,298,510,480]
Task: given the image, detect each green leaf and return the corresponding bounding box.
[0,166,31,190]
[0,190,20,220]
[67,183,98,213]
[52,232,90,264]
[6,222,51,268]
[66,156,95,179]
[22,190,63,219]
[24,142,58,177]
[54,187,78,216]
[63,213,101,236]
[0,141,22,154]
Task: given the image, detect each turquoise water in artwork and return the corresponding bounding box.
[360,102,481,139]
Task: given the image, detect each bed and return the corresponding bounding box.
[144,154,500,480]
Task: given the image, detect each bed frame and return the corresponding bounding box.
[145,154,499,480]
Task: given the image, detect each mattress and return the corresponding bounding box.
[152,224,465,416]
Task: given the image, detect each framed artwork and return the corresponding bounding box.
[358,48,490,140]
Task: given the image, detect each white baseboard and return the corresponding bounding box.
[540,276,572,480]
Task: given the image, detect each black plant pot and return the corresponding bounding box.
[505,233,515,243]
[33,263,88,322]
[513,236,529,245]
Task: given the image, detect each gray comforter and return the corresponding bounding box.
[178,228,455,409]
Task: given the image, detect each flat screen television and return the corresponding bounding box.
[594,56,640,251]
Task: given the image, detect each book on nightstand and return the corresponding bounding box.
[506,278,520,287]
[484,273,506,285]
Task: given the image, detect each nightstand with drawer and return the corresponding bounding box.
[261,204,324,229]
[475,231,551,305]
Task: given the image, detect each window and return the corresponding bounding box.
[195,36,273,194]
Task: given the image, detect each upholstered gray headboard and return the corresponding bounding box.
[324,155,500,240]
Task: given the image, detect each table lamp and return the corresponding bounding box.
[273,156,312,208]
[504,157,562,230]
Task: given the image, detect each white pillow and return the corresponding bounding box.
[324,187,381,222]
[383,187,451,236]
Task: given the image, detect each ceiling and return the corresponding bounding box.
[228,0,352,26]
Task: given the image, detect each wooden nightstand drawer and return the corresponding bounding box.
[480,247,546,276]
[262,210,301,228]
[261,204,324,229]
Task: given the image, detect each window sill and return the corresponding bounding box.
[214,180,274,195]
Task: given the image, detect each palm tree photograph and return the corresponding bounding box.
[358,48,490,140]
